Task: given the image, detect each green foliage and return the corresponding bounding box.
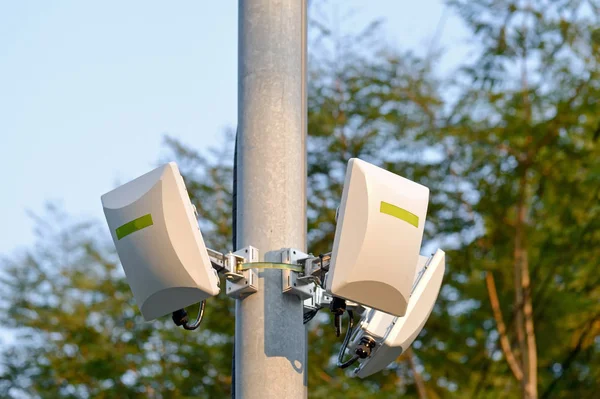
[441,1,600,397]
[1,2,599,398]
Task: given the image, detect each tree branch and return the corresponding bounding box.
[485,271,524,382]
[540,314,600,399]
[407,348,428,399]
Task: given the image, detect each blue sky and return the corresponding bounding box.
[0,1,470,256]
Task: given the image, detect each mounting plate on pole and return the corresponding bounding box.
[225,246,259,299]
[270,248,316,300]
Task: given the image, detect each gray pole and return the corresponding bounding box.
[235,0,307,398]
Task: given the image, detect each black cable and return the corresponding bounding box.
[339,354,360,369]
[171,301,206,330]
[182,301,205,330]
[303,308,320,324]
[337,309,359,369]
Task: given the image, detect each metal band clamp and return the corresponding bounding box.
[239,262,304,273]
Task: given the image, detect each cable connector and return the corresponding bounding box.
[330,297,347,337]
[171,301,205,331]
[355,336,376,359]
[172,308,189,326]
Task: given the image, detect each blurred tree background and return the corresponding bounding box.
[1,1,599,398]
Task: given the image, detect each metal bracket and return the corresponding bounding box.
[300,252,331,283]
[225,246,259,300]
[270,248,316,300]
[303,285,332,316]
[207,248,226,273]
[287,251,333,314]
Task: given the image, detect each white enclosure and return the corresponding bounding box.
[101,162,220,321]
[327,158,430,316]
[353,249,445,378]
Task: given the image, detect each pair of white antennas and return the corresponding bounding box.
[101,158,445,378]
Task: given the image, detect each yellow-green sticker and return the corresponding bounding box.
[116,214,154,240]
[380,201,419,228]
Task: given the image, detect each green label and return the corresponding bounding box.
[116,214,154,240]
[380,201,419,228]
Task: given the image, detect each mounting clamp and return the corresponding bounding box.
[303,285,332,316]
[218,246,259,299]
[258,248,316,300]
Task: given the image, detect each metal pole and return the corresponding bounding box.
[235,0,307,398]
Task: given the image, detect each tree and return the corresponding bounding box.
[441,1,600,397]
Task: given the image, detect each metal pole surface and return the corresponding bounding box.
[235,0,307,398]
